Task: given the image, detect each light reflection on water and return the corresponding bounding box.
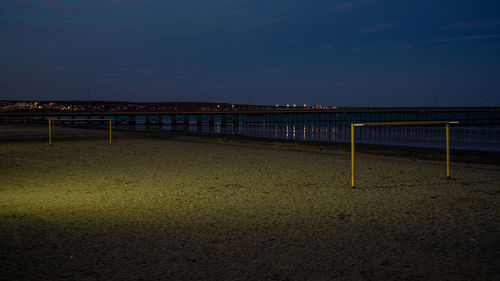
[116,122,500,152]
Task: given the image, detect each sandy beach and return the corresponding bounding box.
[1,130,499,280]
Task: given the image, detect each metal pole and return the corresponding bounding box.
[351,123,355,188]
[446,123,450,179]
[49,119,51,144]
[109,120,112,144]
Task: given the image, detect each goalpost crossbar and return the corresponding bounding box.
[48,118,112,144]
[350,121,459,188]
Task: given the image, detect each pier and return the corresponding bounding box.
[2,107,500,127]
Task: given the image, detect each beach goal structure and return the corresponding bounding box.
[48,118,112,144]
[350,121,459,188]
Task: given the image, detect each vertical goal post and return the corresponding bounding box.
[48,118,112,144]
[350,121,459,188]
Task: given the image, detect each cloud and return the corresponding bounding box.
[61,80,82,85]
[44,0,58,7]
[135,68,152,75]
[333,2,357,13]
[8,0,84,19]
[442,22,477,31]
[228,9,251,15]
[332,1,371,13]
[0,1,82,34]
[102,0,149,10]
[209,84,245,89]
[361,22,397,33]
[352,46,376,51]
[232,33,260,42]
[14,0,33,9]
[256,67,286,77]
[480,44,500,49]
[114,67,152,76]
[120,23,138,31]
[150,82,176,88]
[174,75,192,80]
[426,34,500,43]
[321,45,332,49]
[270,68,285,73]
[396,45,414,51]
[58,1,87,19]
[218,1,238,7]
[352,45,414,51]
[442,20,500,31]
[98,78,121,83]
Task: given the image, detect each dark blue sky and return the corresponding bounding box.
[1,0,499,106]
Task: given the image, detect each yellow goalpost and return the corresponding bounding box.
[48,118,112,144]
[350,121,459,188]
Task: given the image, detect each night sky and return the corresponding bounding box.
[1,0,499,106]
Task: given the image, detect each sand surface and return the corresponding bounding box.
[1,133,499,280]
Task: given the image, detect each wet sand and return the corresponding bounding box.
[1,133,499,280]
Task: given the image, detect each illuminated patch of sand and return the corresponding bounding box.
[1,137,499,280]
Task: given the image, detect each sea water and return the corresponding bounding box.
[115,122,500,152]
